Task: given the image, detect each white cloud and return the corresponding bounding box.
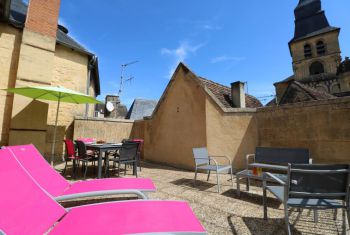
[161,41,205,78]
[201,24,222,31]
[211,56,245,64]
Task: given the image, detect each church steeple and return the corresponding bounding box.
[288,0,341,82]
[292,0,333,41]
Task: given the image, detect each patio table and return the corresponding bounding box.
[86,143,122,178]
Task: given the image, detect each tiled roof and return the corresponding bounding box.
[279,81,335,105]
[8,0,100,95]
[126,99,158,120]
[9,0,92,55]
[196,77,262,108]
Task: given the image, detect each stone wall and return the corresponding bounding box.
[256,97,350,164]
[45,44,91,156]
[73,117,134,144]
[206,98,258,170]
[142,66,207,170]
[0,24,22,146]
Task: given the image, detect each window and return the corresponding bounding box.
[309,61,324,75]
[304,44,312,58]
[316,41,326,55]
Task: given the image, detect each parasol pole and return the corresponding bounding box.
[50,93,61,166]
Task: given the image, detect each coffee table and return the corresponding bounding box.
[236,169,287,196]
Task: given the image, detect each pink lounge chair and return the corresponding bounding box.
[6,144,156,201]
[0,149,206,235]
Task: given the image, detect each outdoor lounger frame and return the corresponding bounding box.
[0,148,206,234]
[5,144,156,201]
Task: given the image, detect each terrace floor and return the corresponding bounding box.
[56,161,350,235]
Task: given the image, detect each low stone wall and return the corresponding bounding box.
[72,97,350,170]
[256,97,350,164]
[73,117,134,143]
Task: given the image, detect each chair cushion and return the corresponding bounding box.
[249,163,288,171]
[266,186,285,201]
[50,200,206,235]
[266,186,345,209]
[287,198,345,208]
[197,165,231,172]
[62,178,156,196]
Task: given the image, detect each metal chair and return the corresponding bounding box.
[263,164,350,235]
[75,140,98,179]
[110,141,139,177]
[192,147,234,193]
[132,138,144,172]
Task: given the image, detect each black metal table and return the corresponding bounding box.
[86,143,122,178]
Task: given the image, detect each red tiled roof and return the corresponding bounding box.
[279,81,336,105]
[196,77,262,108]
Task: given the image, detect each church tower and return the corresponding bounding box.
[289,0,342,86]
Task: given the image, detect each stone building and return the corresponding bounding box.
[273,0,350,105]
[0,0,100,156]
[141,63,262,169]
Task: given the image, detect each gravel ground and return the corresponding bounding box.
[56,161,350,235]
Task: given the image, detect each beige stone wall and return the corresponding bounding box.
[0,24,22,146]
[46,44,90,156]
[206,98,258,170]
[9,28,57,154]
[256,97,350,164]
[73,118,134,143]
[290,31,341,80]
[142,66,207,170]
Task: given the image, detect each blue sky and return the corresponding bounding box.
[58,0,350,106]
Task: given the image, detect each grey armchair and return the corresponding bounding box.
[263,164,350,235]
[192,147,234,193]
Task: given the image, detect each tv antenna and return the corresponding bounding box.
[118,60,139,96]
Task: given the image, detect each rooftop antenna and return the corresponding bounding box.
[118,60,139,96]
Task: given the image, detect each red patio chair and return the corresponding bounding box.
[63,139,78,177]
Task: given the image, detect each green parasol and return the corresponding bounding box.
[4,86,102,165]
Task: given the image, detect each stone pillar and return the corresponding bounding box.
[9,0,61,154]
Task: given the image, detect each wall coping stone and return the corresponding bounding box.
[257,97,350,113]
[74,116,134,123]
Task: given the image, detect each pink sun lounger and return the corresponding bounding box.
[0,149,206,235]
[5,144,156,201]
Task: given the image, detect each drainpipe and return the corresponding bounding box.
[85,56,95,118]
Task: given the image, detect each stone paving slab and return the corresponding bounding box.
[57,161,350,235]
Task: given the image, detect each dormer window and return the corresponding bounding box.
[304,44,312,58]
[316,41,326,55]
[310,61,325,75]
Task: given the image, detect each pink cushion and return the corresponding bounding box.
[50,200,205,235]
[6,144,70,197]
[77,138,95,143]
[63,178,156,195]
[7,145,156,199]
[0,149,66,235]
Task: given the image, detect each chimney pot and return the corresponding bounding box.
[231,81,246,108]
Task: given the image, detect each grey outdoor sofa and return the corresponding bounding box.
[246,147,312,171]
[263,164,350,235]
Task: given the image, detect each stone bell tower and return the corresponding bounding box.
[289,0,341,81]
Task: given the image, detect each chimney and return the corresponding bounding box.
[231,81,246,108]
[25,0,61,38]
